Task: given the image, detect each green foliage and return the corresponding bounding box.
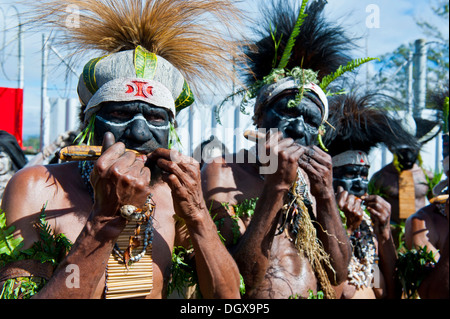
[278,0,309,69]
[289,289,324,299]
[167,246,198,298]
[233,198,258,219]
[30,205,73,266]
[424,170,444,199]
[0,205,73,299]
[22,136,41,154]
[74,115,95,145]
[168,122,182,150]
[239,274,246,295]
[270,24,283,68]
[218,198,259,245]
[319,57,379,94]
[0,210,25,263]
[396,246,437,299]
[0,277,47,299]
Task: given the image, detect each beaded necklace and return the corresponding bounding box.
[78,160,155,298]
[347,213,377,290]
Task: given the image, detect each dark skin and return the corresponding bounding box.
[334,163,399,299]
[202,93,351,299]
[1,101,240,299]
[413,199,449,299]
[405,170,449,296]
[333,165,370,198]
[370,145,433,225]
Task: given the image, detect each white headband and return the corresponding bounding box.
[255,77,329,123]
[332,150,370,168]
[83,78,175,124]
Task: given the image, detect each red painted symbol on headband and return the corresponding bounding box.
[125,81,153,98]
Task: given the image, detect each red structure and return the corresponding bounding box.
[0,87,24,147]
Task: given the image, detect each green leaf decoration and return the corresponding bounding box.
[319,57,379,93]
[396,246,437,299]
[175,80,195,112]
[134,46,158,79]
[0,210,24,258]
[278,0,309,69]
[1,204,73,299]
[73,115,96,145]
[82,56,106,95]
[168,122,182,150]
[167,246,198,298]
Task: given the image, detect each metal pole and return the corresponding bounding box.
[40,34,49,151]
[413,38,427,116]
[407,52,413,114]
[18,21,24,89]
[12,5,24,89]
[234,106,240,154]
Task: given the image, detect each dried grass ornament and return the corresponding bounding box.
[280,169,336,299]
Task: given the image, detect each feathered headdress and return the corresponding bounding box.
[221,0,376,131]
[25,0,244,128]
[244,0,353,85]
[323,91,421,167]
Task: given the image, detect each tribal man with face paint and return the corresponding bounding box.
[323,92,418,299]
[0,0,244,299]
[202,0,355,299]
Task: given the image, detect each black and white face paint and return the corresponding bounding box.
[333,165,370,198]
[93,101,171,154]
[394,144,419,171]
[258,92,323,146]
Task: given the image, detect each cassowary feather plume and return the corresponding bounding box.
[323,92,421,157]
[243,0,355,85]
[23,0,245,94]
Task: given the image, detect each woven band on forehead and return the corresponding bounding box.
[79,46,195,118]
[254,77,329,123]
[332,150,370,168]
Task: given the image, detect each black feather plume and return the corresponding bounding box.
[323,92,421,157]
[243,0,355,85]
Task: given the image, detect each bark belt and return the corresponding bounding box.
[0,260,54,282]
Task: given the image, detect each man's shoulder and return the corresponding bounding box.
[9,162,75,185]
[201,152,262,206]
[202,153,256,180]
[407,204,436,222]
[370,164,396,180]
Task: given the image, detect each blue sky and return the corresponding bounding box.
[0,0,448,139]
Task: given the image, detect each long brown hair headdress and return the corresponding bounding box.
[24,0,245,131]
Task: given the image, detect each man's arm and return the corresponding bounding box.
[150,148,241,299]
[418,232,449,299]
[2,135,153,299]
[298,146,351,284]
[206,133,305,296]
[365,195,400,299]
[405,209,440,259]
[415,200,449,299]
[1,166,121,299]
